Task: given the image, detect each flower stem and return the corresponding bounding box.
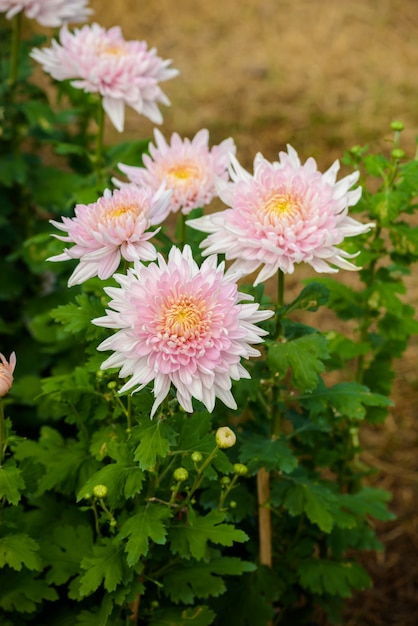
[184,446,218,505]
[95,98,105,183]
[9,12,21,91]
[0,399,5,467]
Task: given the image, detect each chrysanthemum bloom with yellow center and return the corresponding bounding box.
[30,23,178,132]
[48,184,172,286]
[92,245,273,417]
[0,0,92,26]
[115,129,236,215]
[0,352,16,398]
[187,145,374,285]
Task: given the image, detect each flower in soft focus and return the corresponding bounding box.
[48,184,172,287]
[215,427,236,449]
[92,245,273,417]
[0,0,92,27]
[187,145,374,285]
[0,352,16,398]
[30,23,179,132]
[115,129,236,215]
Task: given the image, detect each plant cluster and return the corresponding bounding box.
[1,3,418,625]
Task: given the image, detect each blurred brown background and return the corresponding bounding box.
[90,1,418,624]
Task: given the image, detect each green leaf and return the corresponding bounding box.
[284,282,330,314]
[132,419,177,470]
[267,334,329,391]
[78,539,124,597]
[107,139,150,168]
[169,510,249,561]
[0,570,58,613]
[118,504,172,566]
[51,294,105,338]
[77,452,145,508]
[298,559,371,597]
[239,433,298,474]
[163,557,256,604]
[0,463,26,505]
[0,534,41,571]
[42,524,94,585]
[149,606,216,626]
[299,381,392,421]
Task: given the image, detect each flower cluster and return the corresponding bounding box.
[0,352,16,398]
[31,23,179,132]
[116,129,236,215]
[93,245,273,417]
[0,0,92,27]
[188,145,373,284]
[48,184,172,286]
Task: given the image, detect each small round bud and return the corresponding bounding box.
[233,463,248,476]
[109,518,117,528]
[390,120,404,132]
[229,500,237,509]
[173,467,189,482]
[191,451,203,463]
[220,476,231,486]
[107,381,117,390]
[93,484,108,498]
[391,148,405,160]
[215,426,236,449]
[151,601,159,609]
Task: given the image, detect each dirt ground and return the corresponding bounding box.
[89,1,418,624]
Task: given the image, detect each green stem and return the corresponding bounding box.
[0,399,5,467]
[9,12,21,90]
[95,98,105,183]
[178,213,187,248]
[184,446,219,505]
[275,269,285,339]
[218,474,238,510]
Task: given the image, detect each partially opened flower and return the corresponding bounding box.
[31,23,179,132]
[0,352,16,397]
[92,245,273,417]
[187,145,374,285]
[115,129,236,215]
[0,0,92,26]
[48,184,171,286]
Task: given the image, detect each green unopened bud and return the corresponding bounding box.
[215,426,236,449]
[233,463,248,476]
[107,381,117,390]
[109,518,117,528]
[93,484,108,498]
[391,148,405,160]
[191,451,203,463]
[229,500,237,509]
[173,467,189,482]
[390,120,404,132]
[221,476,231,486]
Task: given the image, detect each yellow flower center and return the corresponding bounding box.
[105,204,138,222]
[264,193,300,217]
[164,296,205,337]
[167,162,199,182]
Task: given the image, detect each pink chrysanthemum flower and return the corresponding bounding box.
[92,245,273,417]
[48,184,172,287]
[0,352,16,398]
[30,23,179,132]
[0,0,92,27]
[115,129,236,215]
[187,145,374,285]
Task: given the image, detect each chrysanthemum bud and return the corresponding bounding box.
[215,427,236,449]
[391,148,405,160]
[173,467,189,482]
[0,352,16,398]
[229,500,237,509]
[93,484,108,498]
[390,120,404,132]
[221,476,231,486]
[233,463,248,476]
[191,451,203,463]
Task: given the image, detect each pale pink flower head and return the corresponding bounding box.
[187,145,374,285]
[30,23,179,132]
[115,129,236,215]
[48,184,172,287]
[92,245,273,418]
[0,0,92,26]
[0,352,16,398]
